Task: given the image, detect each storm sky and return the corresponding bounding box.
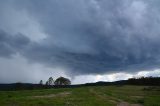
[0,0,160,84]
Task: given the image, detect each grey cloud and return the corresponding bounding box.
[1,0,160,76]
[0,29,30,57]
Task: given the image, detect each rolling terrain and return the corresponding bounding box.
[0,85,160,106]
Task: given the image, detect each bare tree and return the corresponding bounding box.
[47,77,54,85]
[45,81,49,85]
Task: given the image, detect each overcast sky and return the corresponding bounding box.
[0,0,160,84]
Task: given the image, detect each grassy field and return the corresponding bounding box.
[0,85,160,106]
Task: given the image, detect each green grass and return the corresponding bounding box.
[0,85,160,106]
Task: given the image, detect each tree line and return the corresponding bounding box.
[3,76,71,90]
[0,76,159,91]
[39,76,71,86]
[127,76,160,86]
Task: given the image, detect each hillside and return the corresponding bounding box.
[0,77,160,91]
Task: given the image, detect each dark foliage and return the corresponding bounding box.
[127,76,160,86]
[54,77,71,85]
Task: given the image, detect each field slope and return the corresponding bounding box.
[0,85,160,106]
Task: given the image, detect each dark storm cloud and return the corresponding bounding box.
[1,0,160,75]
[0,29,30,57]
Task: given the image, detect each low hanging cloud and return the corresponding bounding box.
[0,0,160,80]
[0,30,30,57]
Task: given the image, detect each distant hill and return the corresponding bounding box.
[0,77,159,91]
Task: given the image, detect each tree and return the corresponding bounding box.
[54,77,71,85]
[45,81,49,85]
[39,80,43,85]
[47,77,54,85]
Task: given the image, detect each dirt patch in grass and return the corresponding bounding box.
[89,88,120,104]
[32,92,71,98]
[130,96,143,98]
[117,102,143,106]
[89,88,144,106]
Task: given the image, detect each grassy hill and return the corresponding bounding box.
[0,85,160,106]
